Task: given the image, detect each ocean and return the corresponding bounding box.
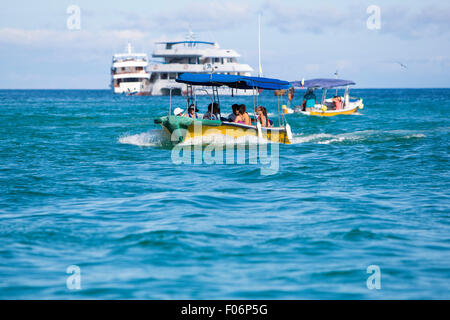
[0,89,448,299]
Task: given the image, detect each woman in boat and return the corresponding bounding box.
[235,104,251,125]
[234,112,245,124]
[257,106,271,127]
[301,88,317,111]
[184,104,199,119]
[203,103,220,120]
[333,96,343,110]
[227,104,239,122]
[234,104,247,125]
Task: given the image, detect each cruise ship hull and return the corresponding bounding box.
[113,81,150,95]
[151,80,255,96]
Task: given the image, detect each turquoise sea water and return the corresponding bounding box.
[0,89,449,299]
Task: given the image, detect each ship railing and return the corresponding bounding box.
[113,70,148,75]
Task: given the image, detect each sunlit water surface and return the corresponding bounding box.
[0,89,448,299]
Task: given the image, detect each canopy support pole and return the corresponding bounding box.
[321,88,328,106]
[277,95,281,127]
[255,87,259,126]
[186,84,194,112]
[169,88,172,116]
[344,86,349,107]
[212,86,220,108]
[252,87,255,111]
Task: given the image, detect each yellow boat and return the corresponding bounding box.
[155,116,291,145]
[290,78,364,117]
[154,73,293,145]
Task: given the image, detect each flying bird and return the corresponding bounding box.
[396,62,408,69]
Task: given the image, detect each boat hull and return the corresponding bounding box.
[298,101,364,117]
[154,116,291,144]
[308,106,358,116]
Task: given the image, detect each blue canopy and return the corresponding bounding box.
[176,73,290,90]
[290,78,356,89]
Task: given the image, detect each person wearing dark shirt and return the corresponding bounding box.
[203,103,220,120]
[227,104,239,122]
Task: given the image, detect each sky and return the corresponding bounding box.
[1,0,449,88]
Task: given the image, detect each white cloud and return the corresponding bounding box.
[381,5,450,39]
[261,1,363,34]
[261,1,450,39]
[0,28,153,48]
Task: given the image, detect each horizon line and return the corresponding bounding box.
[1,87,450,90]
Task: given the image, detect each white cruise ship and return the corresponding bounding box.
[111,43,151,95]
[148,34,254,96]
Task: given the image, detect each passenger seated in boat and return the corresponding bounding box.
[234,110,245,124]
[227,104,239,122]
[173,107,184,117]
[234,104,251,125]
[184,104,199,119]
[333,96,343,110]
[203,103,220,120]
[213,103,223,120]
[257,106,272,127]
[301,88,317,111]
[240,104,251,125]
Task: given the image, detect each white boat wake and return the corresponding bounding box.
[290,130,426,145]
[119,129,425,147]
[118,131,273,147]
[118,130,169,147]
